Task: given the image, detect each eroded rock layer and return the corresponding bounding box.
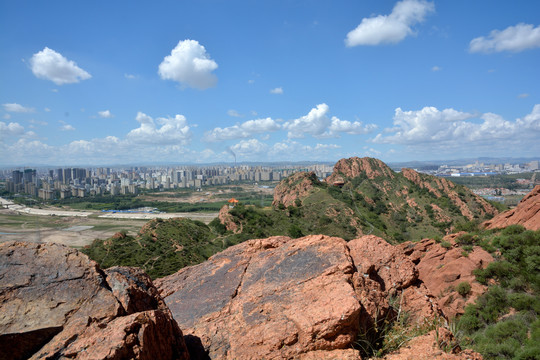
[0,241,189,360]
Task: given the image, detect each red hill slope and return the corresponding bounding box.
[484,185,540,230]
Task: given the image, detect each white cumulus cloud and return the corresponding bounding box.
[3,103,35,113]
[345,0,434,46]
[98,110,113,118]
[30,47,91,85]
[204,117,280,142]
[270,87,283,94]
[283,104,332,138]
[0,121,25,139]
[283,103,377,139]
[372,105,540,155]
[60,124,76,131]
[126,112,192,145]
[230,139,268,156]
[158,40,218,90]
[470,23,540,53]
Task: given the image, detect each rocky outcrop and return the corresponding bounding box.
[326,157,395,183]
[348,235,442,322]
[156,233,488,359]
[156,235,363,360]
[401,168,498,220]
[399,236,493,319]
[272,171,320,208]
[218,204,240,233]
[484,185,540,230]
[0,241,189,360]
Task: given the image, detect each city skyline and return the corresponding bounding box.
[1,1,540,166]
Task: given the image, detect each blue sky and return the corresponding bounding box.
[1,0,539,166]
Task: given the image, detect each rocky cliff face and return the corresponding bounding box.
[0,241,190,360]
[483,184,540,230]
[156,234,492,359]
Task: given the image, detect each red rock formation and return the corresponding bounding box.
[218,204,240,233]
[272,171,320,208]
[157,235,364,360]
[401,168,498,220]
[348,235,442,322]
[484,185,540,230]
[156,233,489,359]
[399,238,493,319]
[0,241,189,360]
[326,157,395,184]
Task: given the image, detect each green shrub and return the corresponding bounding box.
[456,281,472,297]
[440,240,452,249]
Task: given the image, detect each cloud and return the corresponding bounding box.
[204,117,280,142]
[327,117,377,136]
[469,23,540,53]
[283,103,331,138]
[124,73,138,79]
[3,114,10,120]
[30,47,91,85]
[98,110,113,118]
[0,121,25,139]
[126,112,192,145]
[3,103,35,113]
[230,139,269,157]
[345,0,434,46]
[516,104,540,131]
[518,93,529,98]
[158,39,218,90]
[29,119,48,126]
[372,105,540,154]
[60,124,75,131]
[270,87,283,94]
[44,108,51,112]
[227,109,243,117]
[283,103,377,138]
[431,65,441,72]
[0,111,198,165]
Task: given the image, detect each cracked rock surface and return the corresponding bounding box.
[0,241,189,360]
[157,234,492,360]
[156,235,363,360]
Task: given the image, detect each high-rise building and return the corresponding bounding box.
[12,170,22,184]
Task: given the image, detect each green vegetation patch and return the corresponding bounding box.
[457,226,540,359]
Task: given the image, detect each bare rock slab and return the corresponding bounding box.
[157,235,362,360]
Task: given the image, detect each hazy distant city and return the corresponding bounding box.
[1,159,538,202]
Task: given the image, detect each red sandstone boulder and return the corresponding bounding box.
[484,185,540,230]
[156,235,363,360]
[0,241,189,360]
